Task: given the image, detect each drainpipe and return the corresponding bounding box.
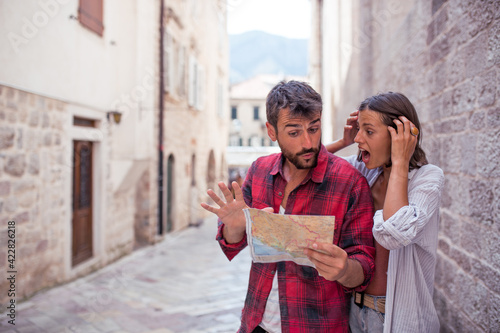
[158,0,165,235]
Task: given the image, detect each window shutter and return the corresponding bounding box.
[79,0,104,36]
[188,56,196,107]
[178,46,186,97]
[163,29,173,94]
[196,65,205,110]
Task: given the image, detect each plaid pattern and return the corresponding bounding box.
[216,145,375,333]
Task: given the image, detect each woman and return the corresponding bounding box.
[326,92,444,333]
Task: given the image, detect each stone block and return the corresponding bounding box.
[432,0,448,15]
[28,153,40,175]
[450,246,472,273]
[36,96,45,109]
[54,133,61,145]
[469,179,494,226]
[488,19,500,66]
[452,81,476,115]
[467,0,495,38]
[438,238,450,255]
[430,35,450,65]
[36,239,48,252]
[475,69,496,108]
[0,181,10,197]
[473,259,500,295]
[460,133,476,175]
[440,135,462,173]
[449,298,482,333]
[17,128,23,149]
[4,154,26,177]
[42,112,50,128]
[460,221,484,257]
[461,279,490,331]
[489,293,500,331]
[484,226,500,270]
[13,180,35,194]
[6,87,17,109]
[428,6,448,45]
[430,64,447,102]
[424,136,441,166]
[433,289,449,326]
[13,211,29,224]
[19,190,37,208]
[441,172,469,216]
[469,111,486,131]
[487,107,500,129]
[477,128,500,177]
[0,126,15,149]
[464,32,488,78]
[29,110,39,127]
[441,178,452,209]
[6,107,17,122]
[434,116,467,134]
[44,132,53,146]
[441,89,454,117]
[439,210,460,243]
[5,197,17,213]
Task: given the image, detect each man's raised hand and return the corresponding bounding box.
[201,181,248,244]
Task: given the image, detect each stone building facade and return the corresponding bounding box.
[0,0,228,307]
[161,0,229,231]
[311,0,500,331]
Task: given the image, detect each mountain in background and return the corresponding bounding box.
[229,31,309,84]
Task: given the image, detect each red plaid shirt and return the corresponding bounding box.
[216,145,375,333]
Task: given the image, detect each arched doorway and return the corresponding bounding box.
[206,150,216,192]
[190,154,200,226]
[166,154,175,232]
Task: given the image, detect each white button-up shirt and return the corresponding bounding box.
[344,155,444,333]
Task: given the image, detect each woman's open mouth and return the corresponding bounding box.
[360,149,370,164]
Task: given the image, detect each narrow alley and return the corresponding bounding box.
[4,218,251,333]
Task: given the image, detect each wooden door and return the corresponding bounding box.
[72,141,93,266]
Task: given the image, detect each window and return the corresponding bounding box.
[163,29,174,95]
[188,55,205,110]
[188,56,197,107]
[253,106,259,120]
[79,0,104,36]
[178,46,186,97]
[231,106,237,119]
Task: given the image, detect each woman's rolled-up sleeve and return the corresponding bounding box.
[372,166,444,250]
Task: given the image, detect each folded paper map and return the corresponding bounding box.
[244,208,335,267]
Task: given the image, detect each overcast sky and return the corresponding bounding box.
[226,0,311,39]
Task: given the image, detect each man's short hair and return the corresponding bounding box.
[266,80,322,130]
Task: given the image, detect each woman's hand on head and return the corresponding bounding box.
[342,110,359,147]
[388,116,417,168]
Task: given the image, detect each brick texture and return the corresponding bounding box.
[329,0,500,330]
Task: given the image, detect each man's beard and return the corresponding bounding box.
[279,142,321,169]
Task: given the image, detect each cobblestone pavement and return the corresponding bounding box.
[2,217,251,333]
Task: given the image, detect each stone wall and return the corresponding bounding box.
[325,0,499,330]
[0,85,69,301]
[161,0,229,230]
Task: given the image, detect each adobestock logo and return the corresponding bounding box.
[7,0,71,54]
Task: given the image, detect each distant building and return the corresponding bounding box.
[229,74,307,148]
[0,0,228,305]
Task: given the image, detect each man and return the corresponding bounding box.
[201,81,375,333]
